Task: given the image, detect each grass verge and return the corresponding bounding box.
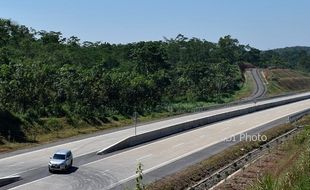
[249,117,310,190]
[264,68,310,96]
[230,69,256,100]
[146,115,310,190]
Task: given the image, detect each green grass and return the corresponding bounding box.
[251,124,310,190]
[265,69,310,96]
[146,116,310,190]
[0,111,180,153]
[231,70,255,100]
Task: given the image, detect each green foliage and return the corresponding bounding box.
[135,162,145,190]
[252,127,310,190]
[44,118,62,130]
[44,118,63,137]
[0,18,281,121]
[0,109,26,142]
[253,174,279,190]
[259,47,310,71]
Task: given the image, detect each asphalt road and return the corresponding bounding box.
[0,68,301,190]
[0,67,266,179]
[250,68,267,99]
[0,92,309,180]
[243,68,267,101]
[6,98,310,190]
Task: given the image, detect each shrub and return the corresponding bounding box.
[0,110,26,142]
[44,118,63,137]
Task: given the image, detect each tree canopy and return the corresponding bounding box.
[0,19,308,122]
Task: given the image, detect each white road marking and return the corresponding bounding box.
[136,154,152,161]
[6,96,310,190]
[8,162,24,167]
[9,175,53,190]
[4,92,308,163]
[100,108,308,190]
[172,143,185,148]
[3,146,109,178]
[9,166,45,178]
[9,106,308,190]
[0,135,124,162]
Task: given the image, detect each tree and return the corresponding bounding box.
[132,41,169,75]
[135,162,145,190]
[2,18,298,131]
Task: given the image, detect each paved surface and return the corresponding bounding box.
[242,68,267,102]
[3,98,310,190]
[250,68,267,99]
[124,116,288,190]
[0,92,309,179]
[0,67,265,158]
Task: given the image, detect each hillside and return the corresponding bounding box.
[0,19,249,150]
[0,18,309,152]
[260,46,310,71]
[272,46,310,55]
[263,69,310,95]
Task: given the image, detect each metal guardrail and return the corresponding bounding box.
[288,108,310,123]
[189,109,310,190]
[189,127,302,190]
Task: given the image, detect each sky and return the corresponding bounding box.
[0,0,309,50]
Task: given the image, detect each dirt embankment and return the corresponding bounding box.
[264,69,310,95]
[213,116,310,190]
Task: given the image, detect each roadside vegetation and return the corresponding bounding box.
[230,70,255,100]
[0,18,310,152]
[259,46,310,71]
[249,117,310,190]
[263,69,310,96]
[146,115,310,190]
[0,19,252,151]
[212,115,310,190]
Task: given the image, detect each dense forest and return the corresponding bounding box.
[0,19,252,119]
[260,46,310,70]
[0,19,309,142]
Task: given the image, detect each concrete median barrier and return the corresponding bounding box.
[0,175,21,187]
[288,108,310,123]
[97,93,310,155]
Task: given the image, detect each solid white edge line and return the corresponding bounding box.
[7,99,310,189]
[102,107,309,189]
[2,92,309,162]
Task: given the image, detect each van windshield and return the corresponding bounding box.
[53,154,65,160]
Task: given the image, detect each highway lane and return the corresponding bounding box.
[1,92,309,179]
[251,68,267,99]
[9,99,310,190]
[243,68,266,101]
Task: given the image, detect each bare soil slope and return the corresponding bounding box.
[264,69,310,95]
